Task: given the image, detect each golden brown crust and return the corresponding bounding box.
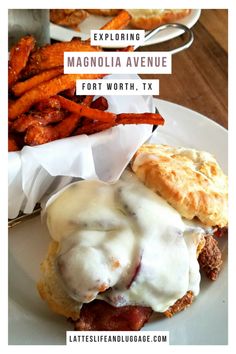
[50,9,89,30]
[131,144,228,227]
[198,235,223,280]
[128,9,191,30]
[37,241,81,320]
[164,291,194,318]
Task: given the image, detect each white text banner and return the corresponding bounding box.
[76,79,159,95]
[66,331,169,347]
[64,52,172,74]
[90,30,145,46]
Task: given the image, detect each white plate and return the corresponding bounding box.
[9,98,228,345]
[50,9,201,48]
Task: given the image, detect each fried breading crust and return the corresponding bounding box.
[164,291,194,318]
[50,9,89,30]
[198,235,223,280]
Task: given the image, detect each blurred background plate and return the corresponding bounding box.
[50,9,201,47]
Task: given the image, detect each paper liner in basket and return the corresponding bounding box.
[8,76,155,219]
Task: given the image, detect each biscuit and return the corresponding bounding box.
[37,241,81,320]
[131,144,228,227]
[128,9,191,30]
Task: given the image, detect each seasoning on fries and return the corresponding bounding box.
[9,73,105,120]
[23,40,102,77]
[24,113,81,146]
[11,109,66,133]
[57,96,116,123]
[116,113,165,125]
[12,67,64,96]
[8,35,36,87]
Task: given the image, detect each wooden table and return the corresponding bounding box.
[139,10,228,129]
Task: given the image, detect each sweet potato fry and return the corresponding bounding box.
[118,46,134,52]
[74,112,164,136]
[90,96,108,111]
[34,96,61,111]
[61,86,76,98]
[81,95,94,106]
[116,113,165,126]
[23,40,102,77]
[8,134,20,152]
[24,95,93,146]
[11,67,64,96]
[25,113,81,145]
[100,10,131,30]
[25,124,59,146]
[74,121,114,136]
[8,73,105,120]
[61,93,93,104]
[11,109,65,133]
[8,98,15,109]
[8,35,36,87]
[58,96,116,122]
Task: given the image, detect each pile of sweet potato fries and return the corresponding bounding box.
[8,10,164,152]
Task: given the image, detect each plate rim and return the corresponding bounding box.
[154,97,228,134]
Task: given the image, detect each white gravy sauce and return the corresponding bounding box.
[46,170,204,312]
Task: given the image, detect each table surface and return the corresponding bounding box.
[49,10,228,128]
[139,9,228,129]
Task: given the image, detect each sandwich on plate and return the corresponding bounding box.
[38,144,227,331]
[87,9,191,30]
[126,9,192,30]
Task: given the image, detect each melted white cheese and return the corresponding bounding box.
[46,170,204,312]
